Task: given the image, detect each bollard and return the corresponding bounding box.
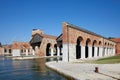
[95,67,99,73]
[56,58,58,63]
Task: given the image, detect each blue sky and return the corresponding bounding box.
[0,0,120,45]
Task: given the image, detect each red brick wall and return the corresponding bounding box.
[62,22,115,47]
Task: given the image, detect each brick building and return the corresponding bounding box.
[111,38,120,55]
[30,29,62,57]
[0,46,3,55]
[61,22,116,62]
[3,42,34,56]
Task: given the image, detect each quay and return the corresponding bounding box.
[46,61,120,80]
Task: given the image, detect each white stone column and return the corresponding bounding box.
[105,48,107,56]
[108,48,110,56]
[94,47,98,57]
[113,48,115,56]
[32,50,35,55]
[62,44,68,62]
[81,46,85,59]
[57,47,60,56]
[2,48,4,55]
[99,47,103,57]
[110,48,112,55]
[69,44,76,62]
[26,49,28,56]
[51,48,54,56]
[88,46,92,58]
[35,46,38,54]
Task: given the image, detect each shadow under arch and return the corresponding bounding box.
[85,38,91,58]
[46,43,52,56]
[92,40,97,57]
[76,36,83,59]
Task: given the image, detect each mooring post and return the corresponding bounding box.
[95,67,99,73]
[56,58,58,63]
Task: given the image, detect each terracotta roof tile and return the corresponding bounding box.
[111,38,120,43]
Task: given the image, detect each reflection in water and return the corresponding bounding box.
[0,56,66,80]
[32,58,46,73]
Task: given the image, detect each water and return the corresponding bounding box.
[0,56,67,80]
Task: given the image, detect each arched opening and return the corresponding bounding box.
[4,49,7,53]
[9,49,12,56]
[103,42,107,56]
[85,38,91,58]
[76,37,83,59]
[46,43,51,56]
[60,44,63,55]
[92,40,97,57]
[9,49,12,53]
[54,44,57,56]
[98,41,102,56]
[21,49,23,53]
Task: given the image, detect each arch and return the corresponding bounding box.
[98,41,102,46]
[85,38,91,58]
[97,41,102,56]
[60,44,63,55]
[46,43,51,56]
[92,40,97,57]
[21,49,23,53]
[103,42,107,56]
[4,48,7,53]
[54,44,57,56]
[76,36,83,59]
[9,49,12,53]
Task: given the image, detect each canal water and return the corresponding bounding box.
[0,56,67,80]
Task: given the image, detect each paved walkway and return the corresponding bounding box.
[46,61,120,80]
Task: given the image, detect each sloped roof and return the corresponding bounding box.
[3,42,31,49]
[30,33,57,44]
[30,33,43,44]
[64,22,115,43]
[56,34,62,41]
[111,38,120,43]
[65,22,103,37]
[42,34,57,39]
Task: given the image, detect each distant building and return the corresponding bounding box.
[29,22,116,62]
[3,42,34,56]
[111,38,120,55]
[2,22,117,62]
[30,29,62,57]
[0,46,4,55]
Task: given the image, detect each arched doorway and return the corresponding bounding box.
[54,44,57,56]
[60,44,62,55]
[92,40,97,57]
[85,38,91,58]
[76,37,83,59]
[103,42,107,56]
[98,41,102,56]
[46,43,51,56]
